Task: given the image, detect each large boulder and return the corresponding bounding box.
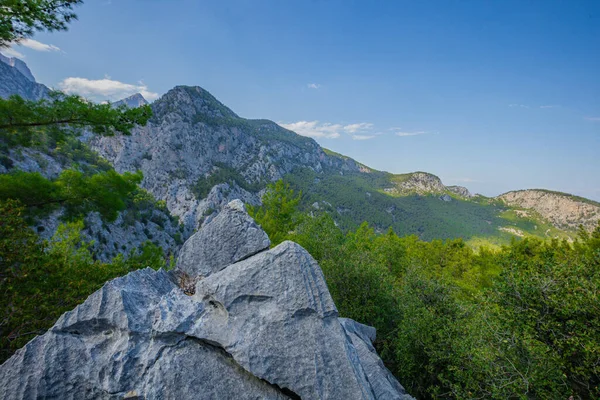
[176,199,270,278]
[0,200,413,400]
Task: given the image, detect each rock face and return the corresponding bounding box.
[447,185,472,198]
[0,53,36,82]
[176,199,270,277]
[89,85,363,230]
[0,200,413,400]
[111,93,149,109]
[384,172,449,196]
[498,190,600,232]
[0,53,49,100]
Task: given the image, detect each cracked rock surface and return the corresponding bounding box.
[0,200,413,400]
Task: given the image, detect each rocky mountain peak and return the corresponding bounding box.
[0,53,49,100]
[0,200,413,399]
[0,52,35,82]
[111,92,148,108]
[387,171,447,196]
[447,185,472,198]
[152,85,239,121]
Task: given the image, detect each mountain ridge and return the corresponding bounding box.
[2,55,599,244]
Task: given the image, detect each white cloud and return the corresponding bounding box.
[3,38,61,59]
[395,131,427,137]
[279,121,342,139]
[539,105,559,109]
[307,83,321,89]
[279,120,380,140]
[351,134,376,140]
[2,47,25,58]
[17,39,61,52]
[343,123,373,133]
[585,117,600,122]
[509,104,530,108]
[58,76,159,102]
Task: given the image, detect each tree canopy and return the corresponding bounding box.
[249,181,600,399]
[0,0,82,47]
[0,92,152,147]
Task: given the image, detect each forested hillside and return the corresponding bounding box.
[250,181,600,399]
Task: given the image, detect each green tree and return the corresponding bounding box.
[248,180,301,245]
[0,169,143,221]
[487,238,600,398]
[0,200,167,362]
[0,92,152,148]
[0,0,82,47]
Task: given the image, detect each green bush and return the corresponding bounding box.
[0,200,167,363]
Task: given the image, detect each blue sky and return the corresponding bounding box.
[5,0,600,200]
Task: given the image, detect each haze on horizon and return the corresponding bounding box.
[4,0,599,200]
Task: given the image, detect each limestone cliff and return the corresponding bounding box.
[90,85,363,230]
[498,190,600,232]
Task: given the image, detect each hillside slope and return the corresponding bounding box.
[498,189,600,232]
[90,85,362,229]
[89,85,574,243]
[0,54,185,261]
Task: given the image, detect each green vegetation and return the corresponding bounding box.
[247,180,301,245]
[0,92,151,148]
[191,162,264,199]
[285,167,507,241]
[251,181,600,399]
[283,167,579,245]
[0,169,142,221]
[0,0,81,47]
[0,200,168,363]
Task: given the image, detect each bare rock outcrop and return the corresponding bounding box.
[498,190,600,232]
[0,200,413,400]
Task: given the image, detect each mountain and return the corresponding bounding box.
[111,92,148,108]
[0,52,49,100]
[498,189,600,232]
[90,85,362,229]
[0,53,36,82]
[87,84,599,245]
[2,56,598,247]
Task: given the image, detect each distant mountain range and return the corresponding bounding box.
[2,53,599,247]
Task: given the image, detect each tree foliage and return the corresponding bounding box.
[252,182,600,399]
[0,200,167,363]
[248,180,301,245]
[0,0,82,47]
[0,168,142,221]
[0,92,152,147]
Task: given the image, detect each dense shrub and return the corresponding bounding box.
[250,181,600,399]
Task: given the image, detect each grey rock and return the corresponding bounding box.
[0,53,35,82]
[0,269,290,400]
[176,199,270,277]
[89,85,363,231]
[340,319,413,400]
[0,53,49,100]
[0,201,412,400]
[447,185,472,198]
[112,93,149,109]
[439,194,452,202]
